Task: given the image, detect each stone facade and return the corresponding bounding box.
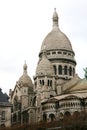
[10,9,87,125]
[0,89,12,127]
[0,105,11,127]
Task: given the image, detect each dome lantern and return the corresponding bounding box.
[52,8,59,29]
[23,61,27,74]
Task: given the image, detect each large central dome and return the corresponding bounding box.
[38,9,76,80]
[40,8,73,54]
[41,28,72,51]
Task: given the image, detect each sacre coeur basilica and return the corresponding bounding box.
[0,9,87,127]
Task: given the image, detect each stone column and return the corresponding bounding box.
[37,77,40,88]
[52,77,55,90]
[45,76,47,86]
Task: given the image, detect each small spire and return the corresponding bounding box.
[23,61,27,74]
[52,8,59,28]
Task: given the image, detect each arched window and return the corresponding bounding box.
[49,114,55,121]
[40,80,44,85]
[58,65,62,75]
[48,80,49,86]
[53,65,57,75]
[64,66,67,75]
[64,111,71,117]
[50,80,52,87]
[69,66,72,76]
[47,80,52,87]
[40,80,42,84]
[42,80,44,85]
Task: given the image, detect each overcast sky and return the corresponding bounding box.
[0,0,87,94]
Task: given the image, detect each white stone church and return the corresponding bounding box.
[9,9,87,125]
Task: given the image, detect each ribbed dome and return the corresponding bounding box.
[36,51,54,76]
[18,62,33,87]
[41,9,73,52]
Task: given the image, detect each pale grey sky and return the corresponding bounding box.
[0,0,87,94]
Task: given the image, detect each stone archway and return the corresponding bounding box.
[73,111,80,118]
[64,111,71,120]
[49,113,55,121]
[43,113,47,122]
[64,111,71,124]
[64,111,71,117]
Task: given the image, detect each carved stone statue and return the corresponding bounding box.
[83,67,87,79]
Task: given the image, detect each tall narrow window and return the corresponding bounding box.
[53,65,57,75]
[50,80,52,87]
[64,66,67,75]
[48,80,49,86]
[42,80,44,85]
[1,111,5,120]
[58,65,62,75]
[40,80,42,84]
[69,66,72,76]
[43,113,47,122]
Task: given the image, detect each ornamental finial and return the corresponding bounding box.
[23,61,27,74]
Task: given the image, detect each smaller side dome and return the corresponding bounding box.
[36,50,54,76]
[18,62,33,87]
